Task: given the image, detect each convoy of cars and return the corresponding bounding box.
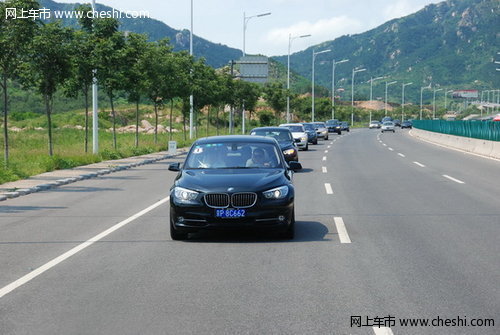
[168,116,411,240]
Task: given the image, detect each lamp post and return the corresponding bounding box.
[287,33,311,122]
[331,59,349,119]
[420,84,432,119]
[243,11,271,57]
[433,88,443,119]
[385,80,397,116]
[368,76,385,122]
[189,0,194,139]
[312,49,331,122]
[351,67,366,125]
[401,82,413,122]
[91,0,98,153]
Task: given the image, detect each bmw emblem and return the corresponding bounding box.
[227,187,235,192]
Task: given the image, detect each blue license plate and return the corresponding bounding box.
[215,209,246,218]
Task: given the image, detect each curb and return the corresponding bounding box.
[0,150,186,202]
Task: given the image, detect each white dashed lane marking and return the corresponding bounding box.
[324,183,333,194]
[373,327,394,335]
[322,167,327,173]
[398,153,405,157]
[413,161,426,168]
[443,174,465,184]
[333,217,351,243]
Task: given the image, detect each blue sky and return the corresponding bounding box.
[55,0,442,56]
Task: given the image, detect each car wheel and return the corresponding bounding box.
[347,129,350,132]
[325,135,329,140]
[313,139,318,145]
[337,130,341,135]
[393,130,395,133]
[304,143,308,151]
[170,219,188,240]
[283,210,295,239]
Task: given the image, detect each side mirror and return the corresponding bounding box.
[288,161,302,172]
[168,162,180,172]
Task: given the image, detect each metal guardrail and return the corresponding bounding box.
[412,120,500,142]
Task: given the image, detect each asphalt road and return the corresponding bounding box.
[0,129,498,335]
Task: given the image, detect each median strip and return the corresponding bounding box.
[0,196,170,299]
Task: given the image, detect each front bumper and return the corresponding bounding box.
[170,197,294,233]
[316,130,328,138]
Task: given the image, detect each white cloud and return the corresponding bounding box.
[265,16,363,56]
[383,0,424,21]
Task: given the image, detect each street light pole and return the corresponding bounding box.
[445,89,453,112]
[287,34,311,122]
[91,0,98,153]
[189,0,194,139]
[420,84,432,120]
[368,76,385,123]
[433,88,443,119]
[385,80,397,116]
[401,82,413,122]
[312,49,330,122]
[351,67,366,126]
[331,59,349,120]
[243,11,271,57]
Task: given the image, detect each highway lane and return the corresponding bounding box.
[0,130,498,334]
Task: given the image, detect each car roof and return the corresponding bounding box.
[250,127,291,132]
[195,135,278,145]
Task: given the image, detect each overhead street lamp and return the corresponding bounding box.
[401,82,413,122]
[385,80,397,116]
[331,59,349,119]
[433,88,443,119]
[243,11,271,57]
[91,0,98,153]
[367,76,385,122]
[287,33,311,122]
[312,49,331,122]
[351,67,366,125]
[420,84,432,120]
[189,0,194,139]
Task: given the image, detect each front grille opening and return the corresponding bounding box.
[232,193,257,208]
[205,193,230,208]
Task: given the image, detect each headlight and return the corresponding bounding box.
[173,186,199,203]
[263,185,289,199]
[301,136,307,141]
[283,148,296,156]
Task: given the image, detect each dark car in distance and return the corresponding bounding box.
[401,121,413,129]
[326,119,342,134]
[168,135,301,240]
[250,127,299,162]
[301,123,319,144]
[340,121,350,132]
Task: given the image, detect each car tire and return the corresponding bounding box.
[283,210,295,239]
[393,130,395,133]
[325,135,329,140]
[303,143,308,151]
[313,139,318,145]
[170,219,188,240]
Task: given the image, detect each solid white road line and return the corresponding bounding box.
[324,183,333,194]
[373,327,394,335]
[322,156,327,161]
[322,167,327,173]
[0,196,171,299]
[413,161,426,168]
[398,153,405,157]
[388,147,394,151]
[333,217,351,243]
[443,174,465,184]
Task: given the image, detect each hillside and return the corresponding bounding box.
[272,0,499,102]
[39,0,242,68]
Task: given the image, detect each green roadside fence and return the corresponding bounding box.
[412,120,500,142]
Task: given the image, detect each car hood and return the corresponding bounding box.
[290,132,306,139]
[278,141,295,150]
[176,168,287,193]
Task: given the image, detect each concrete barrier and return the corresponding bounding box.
[411,128,500,160]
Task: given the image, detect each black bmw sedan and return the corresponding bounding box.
[250,126,299,162]
[168,136,301,240]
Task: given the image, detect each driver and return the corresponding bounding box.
[246,147,271,167]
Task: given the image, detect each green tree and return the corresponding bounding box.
[122,33,148,147]
[264,82,287,123]
[0,0,39,165]
[64,4,95,153]
[27,22,73,156]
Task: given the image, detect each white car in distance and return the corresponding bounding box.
[381,121,396,133]
[279,123,309,151]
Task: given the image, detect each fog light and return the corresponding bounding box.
[178,216,185,223]
[278,215,285,222]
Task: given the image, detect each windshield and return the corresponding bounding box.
[184,142,283,169]
[314,123,326,128]
[302,124,315,131]
[251,129,293,142]
[282,125,304,133]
